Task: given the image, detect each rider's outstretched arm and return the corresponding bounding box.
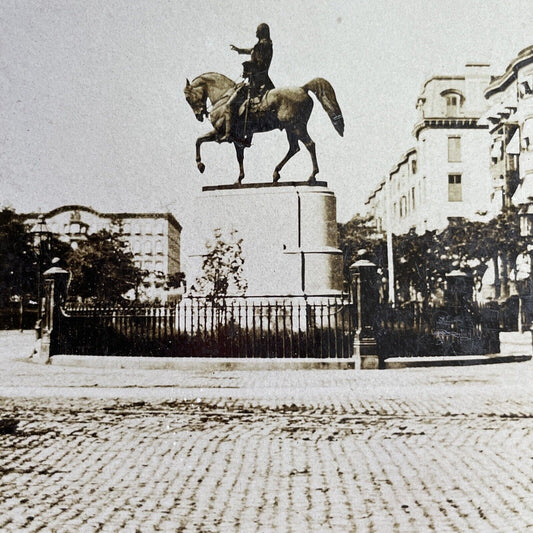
[230,45,252,55]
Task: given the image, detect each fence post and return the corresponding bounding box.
[350,259,380,369]
[33,265,69,363]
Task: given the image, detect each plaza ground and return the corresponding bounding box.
[1,331,533,532]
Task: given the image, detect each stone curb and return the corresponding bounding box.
[49,355,358,371]
[384,354,532,369]
[47,353,532,371]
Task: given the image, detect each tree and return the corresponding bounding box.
[439,207,525,298]
[0,208,37,306]
[167,271,186,289]
[393,229,448,307]
[66,229,144,302]
[338,215,387,277]
[193,228,247,299]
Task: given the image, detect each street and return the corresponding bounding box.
[1,332,533,532]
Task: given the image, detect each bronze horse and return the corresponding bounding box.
[184,72,344,183]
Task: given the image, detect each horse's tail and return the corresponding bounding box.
[303,78,344,136]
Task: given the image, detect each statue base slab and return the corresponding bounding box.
[190,181,343,297]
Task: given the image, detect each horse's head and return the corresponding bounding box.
[184,78,207,122]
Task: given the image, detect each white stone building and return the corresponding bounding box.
[478,46,533,302]
[366,64,493,235]
[482,45,533,216]
[22,205,182,284]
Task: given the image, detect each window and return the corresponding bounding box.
[144,241,152,254]
[448,174,462,202]
[448,136,461,162]
[411,159,417,174]
[411,187,416,210]
[446,95,459,116]
[519,77,533,98]
[522,119,533,150]
[491,139,503,161]
[400,196,407,217]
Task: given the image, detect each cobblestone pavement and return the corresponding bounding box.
[1,332,533,532]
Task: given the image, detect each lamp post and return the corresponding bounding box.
[350,257,380,370]
[517,202,533,330]
[30,215,50,318]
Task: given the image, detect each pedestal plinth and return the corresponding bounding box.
[190,181,343,297]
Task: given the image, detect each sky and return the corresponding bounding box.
[2,0,533,265]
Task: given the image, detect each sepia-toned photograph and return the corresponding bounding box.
[1,1,533,530]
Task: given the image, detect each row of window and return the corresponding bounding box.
[134,260,165,273]
[46,220,167,238]
[392,159,418,192]
[130,239,165,255]
[394,185,420,219]
[124,221,166,236]
[392,174,461,221]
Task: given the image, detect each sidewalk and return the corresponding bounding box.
[1,330,531,373]
[0,330,531,402]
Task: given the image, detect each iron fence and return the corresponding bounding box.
[0,305,38,330]
[374,301,501,357]
[54,296,504,359]
[57,297,355,358]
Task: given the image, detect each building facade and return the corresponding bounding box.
[366,64,493,235]
[22,205,182,279]
[479,46,533,302]
[482,45,533,216]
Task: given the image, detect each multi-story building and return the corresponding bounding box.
[482,45,533,216]
[22,205,182,280]
[365,148,419,236]
[480,46,533,302]
[366,63,493,234]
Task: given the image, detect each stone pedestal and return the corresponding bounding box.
[33,266,69,363]
[353,330,380,369]
[190,181,343,297]
[499,331,533,355]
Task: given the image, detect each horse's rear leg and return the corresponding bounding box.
[195,129,218,173]
[273,131,300,182]
[298,128,319,183]
[234,142,246,184]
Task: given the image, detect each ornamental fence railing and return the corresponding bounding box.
[56,297,355,358]
[52,296,504,359]
[374,301,501,357]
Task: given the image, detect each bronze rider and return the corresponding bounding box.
[221,23,274,143]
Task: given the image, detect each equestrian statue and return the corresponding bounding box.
[184,24,344,184]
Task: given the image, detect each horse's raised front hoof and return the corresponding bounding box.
[197,162,205,174]
[273,171,280,183]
